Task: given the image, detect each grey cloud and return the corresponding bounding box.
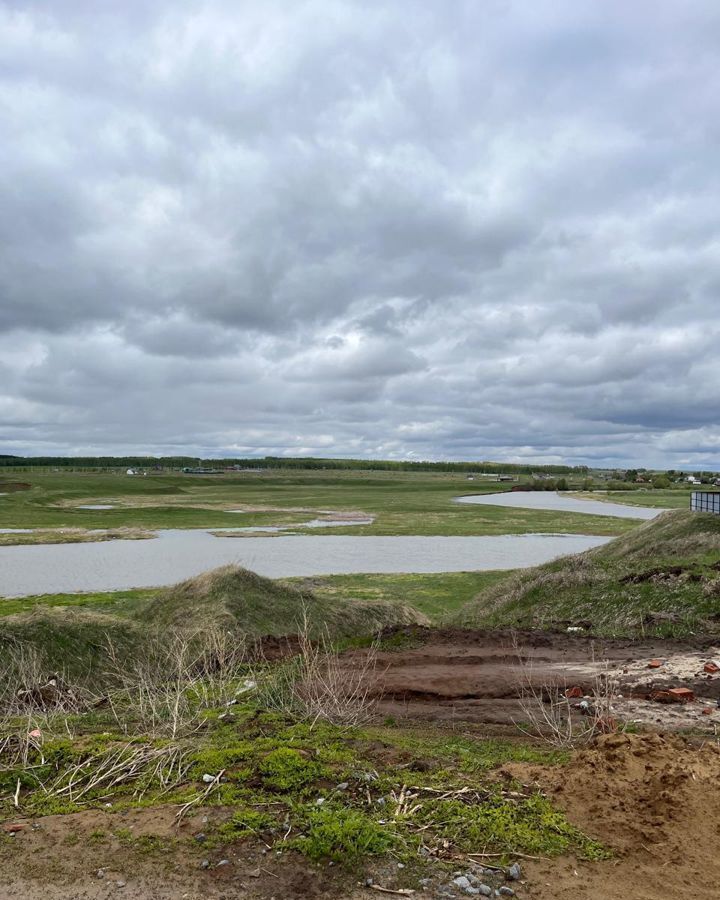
[1,1,720,467]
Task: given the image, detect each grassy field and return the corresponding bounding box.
[577,488,695,509]
[454,509,720,637]
[289,571,509,621]
[0,469,643,537]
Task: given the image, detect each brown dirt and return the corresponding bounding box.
[0,805,376,899]
[515,732,720,899]
[341,627,720,732]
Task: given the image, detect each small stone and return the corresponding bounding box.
[315,797,325,806]
[506,863,521,881]
[202,774,215,784]
[248,869,261,878]
[335,782,349,791]
[365,878,374,887]
[194,833,206,843]
[453,875,481,893]
[216,859,230,867]
[478,887,492,897]
[115,881,126,888]
[200,860,210,869]
[498,888,515,897]
[96,869,105,879]
[397,863,405,869]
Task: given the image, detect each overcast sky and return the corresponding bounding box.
[2,1,720,468]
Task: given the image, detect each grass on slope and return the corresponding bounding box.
[140,565,428,637]
[454,510,720,637]
[0,566,427,680]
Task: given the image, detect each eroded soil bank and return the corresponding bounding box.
[341,627,720,732]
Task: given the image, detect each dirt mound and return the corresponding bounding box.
[139,565,427,638]
[518,733,720,899]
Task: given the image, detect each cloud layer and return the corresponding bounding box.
[2,1,720,467]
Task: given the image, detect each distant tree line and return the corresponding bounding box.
[0,455,585,475]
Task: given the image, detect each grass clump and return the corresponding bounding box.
[291,804,395,863]
[259,747,325,792]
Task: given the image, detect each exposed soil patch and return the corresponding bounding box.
[516,732,720,899]
[340,627,720,732]
[0,805,378,899]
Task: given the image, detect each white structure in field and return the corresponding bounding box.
[691,491,720,514]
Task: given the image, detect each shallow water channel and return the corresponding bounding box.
[456,490,664,519]
[0,531,611,597]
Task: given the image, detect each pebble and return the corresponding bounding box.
[315,797,325,806]
[217,859,230,867]
[194,833,206,843]
[200,860,210,869]
[498,888,515,897]
[201,773,215,783]
[336,782,349,791]
[96,870,105,880]
[115,881,126,888]
[477,887,492,898]
[506,863,521,881]
[452,876,480,895]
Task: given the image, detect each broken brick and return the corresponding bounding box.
[704,662,720,674]
[647,659,664,669]
[702,708,714,715]
[2,824,25,834]
[650,688,695,704]
[565,686,584,699]
[668,688,695,703]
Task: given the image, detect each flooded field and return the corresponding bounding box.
[0,530,610,596]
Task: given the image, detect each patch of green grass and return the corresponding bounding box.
[291,804,396,862]
[217,807,276,842]
[290,571,511,622]
[413,791,609,860]
[258,747,326,792]
[0,588,157,619]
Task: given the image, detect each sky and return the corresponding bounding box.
[1,1,720,469]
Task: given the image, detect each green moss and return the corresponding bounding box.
[259,747,325,792]
[413,791,609,860]
[291,805,395,862]
[217,807,276,841]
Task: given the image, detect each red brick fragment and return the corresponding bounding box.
[704,662,720,674]
[565,686,583,699]
[702,708,714,715]
[668,687,694,703]
[647,659,664,669]
[2,824,25,834]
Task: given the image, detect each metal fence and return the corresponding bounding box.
[691,491,720,514]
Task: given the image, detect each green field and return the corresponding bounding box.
[289,571,510,621]
[0,469,642,537]
[577,488,694,509]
